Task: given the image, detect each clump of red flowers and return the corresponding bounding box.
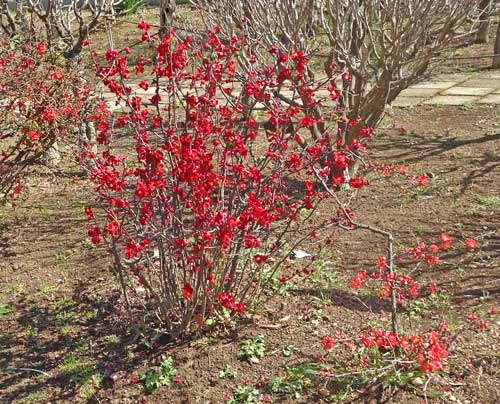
[0,41,94,199]
[82,25,375,337]
[323,327,450,374]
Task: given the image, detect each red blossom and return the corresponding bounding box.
[465,238,477,252]
[253,254,266,265]
[440,233,452,250]
[182,282,194,300]
[322,336,337,351]
[466,313,478,322]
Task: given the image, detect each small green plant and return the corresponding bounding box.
[55,310,76,335]
[261,271,291,295]
[219,364,237,379]
[265,377,304,398]
[117,0,143,14]
[406,300,429,316]
[459,101,472,110]
[282,345,298,357]
[141,356,177,390]
[226,386,261,404]
[80,373,103,401]
[54,296,74,308]
[60,354,98,385]
[429,291,451,310]
[35,284,58,298]
[477,195,500,207]
[238,335,265,363]
[24,324,38,338]
[103,334,120,346]
[274,363,318,394]
[0,304,12,315]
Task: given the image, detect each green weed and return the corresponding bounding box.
[238,335,265,363]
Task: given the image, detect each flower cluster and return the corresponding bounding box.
[322,327,450,374]
[0,41,93,199]
[348,233,479,300]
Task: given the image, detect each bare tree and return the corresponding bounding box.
[190,0,481,176]
[494,19,500,67]
[159,0,176,36]
[0,0,120,58]
[475,0,492,43]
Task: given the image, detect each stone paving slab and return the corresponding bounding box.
[433,73,470,81]
[477,94,500,104]
[458,79,500,88]
[423,95,478,105]
[391,97,425,107]
[399,88,440,97]
[484,72,500,79]
[411,81,458,90]
[442,87,493,96]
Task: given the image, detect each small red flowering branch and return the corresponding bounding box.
[80,23,378,339]
[0,41,94,200]
[313,168,399,333]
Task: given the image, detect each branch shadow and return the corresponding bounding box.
[0,278,146,403]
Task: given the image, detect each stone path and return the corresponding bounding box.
[392,72,500,107]
[99,71,500,110]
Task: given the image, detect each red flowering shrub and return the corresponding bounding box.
[0,41,93,199]
[347,232,478,301]
[82,25,375,338]
[321,327,450,376]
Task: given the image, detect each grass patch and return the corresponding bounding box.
[477,195,500,207]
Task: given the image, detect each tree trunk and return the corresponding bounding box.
[475,0,491,44]
[44,141,61,167]
[493,20,500,68]
[159,0,177,37]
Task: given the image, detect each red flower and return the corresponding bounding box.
[135,182,150,198]
[182,283,194,300]
[253,254,266,265]
[138,20,150,31]
[294,133,304,144]
[478,320,489,330]
[440,233,452,250]
[28,131,41,141]
[299,116,314,127]
[37,42,46,56]
[322,336,337,351]
[244,234,261,248]
[465,238,477,252]
[105,220,121,236]
[417,175,429,187]
[349,177,365,189]
[218,292,235,309]
[466,313,478,322]
[87,226,102,244]
[84,206,94,220]
[429,282,438,295]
